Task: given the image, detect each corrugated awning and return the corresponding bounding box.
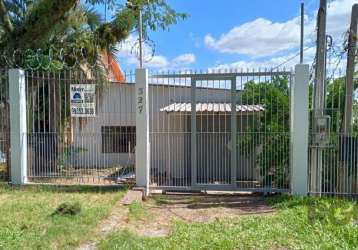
[160,103,265,113]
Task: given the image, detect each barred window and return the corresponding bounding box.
[101,126,136,153]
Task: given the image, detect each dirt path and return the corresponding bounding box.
[77,190,142,250]
[123,193,275,237]
[78,192,275,249]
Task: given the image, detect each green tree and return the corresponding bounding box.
[239,74,358,190]
[0,0,187,69]
[0,0,187,175]
[239,76,290,188]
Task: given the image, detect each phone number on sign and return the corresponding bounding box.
[71,107,95,115]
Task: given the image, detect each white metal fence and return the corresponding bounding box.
[4,65,357,197]
[3,67,293,191]
[149,70,292,192]
[0,69,9,181]
[24,70,136,184]
[309,75,358,197]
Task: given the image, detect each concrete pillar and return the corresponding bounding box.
[135,69,150,195]
[9,69,27,185]
[291,64,309,196]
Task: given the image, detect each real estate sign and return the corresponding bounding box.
[70,84,96,117]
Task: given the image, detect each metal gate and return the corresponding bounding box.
[149,70,292,192]
[0,69,10,181]
[2,67,294,190]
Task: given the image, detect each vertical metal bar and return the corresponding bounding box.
[239,70,243,188]
[300,2,304,64]
[191,77,197,187]
[231,77,237,187]
[138,8,143,68]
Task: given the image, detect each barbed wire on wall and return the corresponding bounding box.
[0,35,156,71]
[116,36,156,65]
[1,47,99,70]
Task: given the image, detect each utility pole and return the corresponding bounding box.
[300,2,304,64]
[138,7,144,68]
[311,0,327,195]
[127,0,144,68]
[314,0,327,112]
[343,4,358,134]
[339,4,358,193]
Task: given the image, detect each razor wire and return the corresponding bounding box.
[0,36,156,70]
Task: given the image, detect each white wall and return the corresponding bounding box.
[71,84,136,168]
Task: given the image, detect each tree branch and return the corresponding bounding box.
[0,0,14,33]
[13,0,78,49]
[95,9,136,49]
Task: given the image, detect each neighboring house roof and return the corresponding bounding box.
[101,52,126,82]
[160,103,265,113]
[80,52,126,82]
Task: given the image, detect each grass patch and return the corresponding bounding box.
[128,202,150,221]
[99,195,358,250]
[0,183,126,250]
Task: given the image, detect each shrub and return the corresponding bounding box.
[53,202,82,216]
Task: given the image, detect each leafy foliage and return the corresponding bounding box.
[0,0,187,69]
[239,76,290,187]
[325,77,358,133]
[308,199,358,226]
[0,0,187,170]
[53,201,82,216]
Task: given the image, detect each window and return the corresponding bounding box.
[102,126,136,153]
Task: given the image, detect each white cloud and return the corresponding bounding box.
[205,17,314,57]
[327,0,357,38]
[146,55,169,68]
[204,0,355,58]
[172,53,196,66]
[210,47,317,70]
[116,35,195,69]
[210,45,346,79]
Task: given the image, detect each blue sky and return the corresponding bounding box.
[94,0,356,72]
[148,0,315,69]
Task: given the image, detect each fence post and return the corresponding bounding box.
[9,69,27,185]
[291,64,309,196]
[135,68,150,196]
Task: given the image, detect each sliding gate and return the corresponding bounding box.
[149,70,292,192]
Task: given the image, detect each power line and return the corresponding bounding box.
[271,46,313,70]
